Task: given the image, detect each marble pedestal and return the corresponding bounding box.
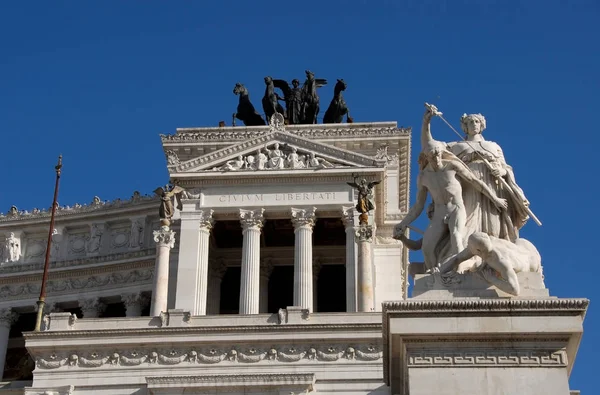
[383,297,588,395]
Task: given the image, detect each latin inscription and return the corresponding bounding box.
[218,192,337,203]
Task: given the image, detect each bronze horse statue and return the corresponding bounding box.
[262,76,286,123]
[300,70,327,124]
[233,83,266,126]
[323,79,351,124]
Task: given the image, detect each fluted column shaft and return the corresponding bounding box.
[0,309,17,380]
[355,225,375,312]
[175,209,213,316]
[151,227,176,316]
[239,209,265,315]
[342,206,358,312]
[313,260,322,312]
[291,207,317,312]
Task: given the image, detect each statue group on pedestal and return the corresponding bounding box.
[232,70,352,126]
[393,104,542,295]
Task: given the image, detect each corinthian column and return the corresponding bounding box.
[0,308,18,379]
[355,225,374,312]
[342,206,358,312]
[151,227,176,316]
[239,209,265,315]
[174,209,213,316]
[291,207,316,312]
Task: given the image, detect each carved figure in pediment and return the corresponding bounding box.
[4,232,21,263]
[154,185,185,227]
[247,149,268,170]
[287,147,306,169]
[220,155,247,171]
[308,152,334,169]
[265,143,286,169]
[233,83,266,127]
[8,206,18,218]
[323,79,351,124]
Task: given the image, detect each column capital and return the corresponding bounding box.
[79,297,105,316]
[198,209,215,230]
[355,224,374,243]
[291,207,317,229]
[121,292,148,309]
[239,208,265,230]
[154,228,176,248]
[341,206,357,228]
[0,308,18,327]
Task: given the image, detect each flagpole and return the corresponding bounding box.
[34,155,63,332]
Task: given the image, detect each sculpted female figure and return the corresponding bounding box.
[448,114,529,242]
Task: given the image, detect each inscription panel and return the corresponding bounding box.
[199,184,353,208]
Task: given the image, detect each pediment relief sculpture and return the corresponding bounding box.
[214,143,342,172]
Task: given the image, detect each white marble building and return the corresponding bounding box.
[0,120,412,394]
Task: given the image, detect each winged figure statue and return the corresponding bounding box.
[154,185,185,226]
[347,174,381,219]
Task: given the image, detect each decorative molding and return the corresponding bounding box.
[0,192,157,223]
[161,123,410,143]
[145,373,315,392]
[0,248,155,275]
[26,322,382,338]
[382,298,590,315]
[33,343,382,370]
[407,349,567,368]
[0,268,154,300]
[170,131,386,174]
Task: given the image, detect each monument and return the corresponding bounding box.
[0,74,587,394]
[385,104,587,395]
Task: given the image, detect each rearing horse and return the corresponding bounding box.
[262,76,285,122]
[323,79,350,124]
[233,83,265,126]
[300,70,327,124]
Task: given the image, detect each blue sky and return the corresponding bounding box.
[1,1,598,391]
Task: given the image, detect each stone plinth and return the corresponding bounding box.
[383,298,588,395]
[411,265,549,299]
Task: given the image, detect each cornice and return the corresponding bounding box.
[0,248,155,276]
[174,173,383,187]
[24,322,382,339]
[382,298,589,316]
[0,194,159,227]
[161,122,410,144]
[170,131,387,174]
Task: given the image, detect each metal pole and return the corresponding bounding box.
[34,155,62,332]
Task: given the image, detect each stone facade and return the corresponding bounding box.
[0,121,410,394]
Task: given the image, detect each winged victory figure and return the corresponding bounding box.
[272,78,303,125]
[154,185,185,226]
[300,70,327,124]
[347,174,381,224]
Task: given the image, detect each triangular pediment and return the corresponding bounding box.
[168,131,386,174]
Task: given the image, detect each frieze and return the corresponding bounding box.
[33,343,382,370]
[0,191,158,223]
[0,248,155,274]
[407,349,567,367]
[170,131,386,173]
[0,268,153,300]
[161,124,410,143]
